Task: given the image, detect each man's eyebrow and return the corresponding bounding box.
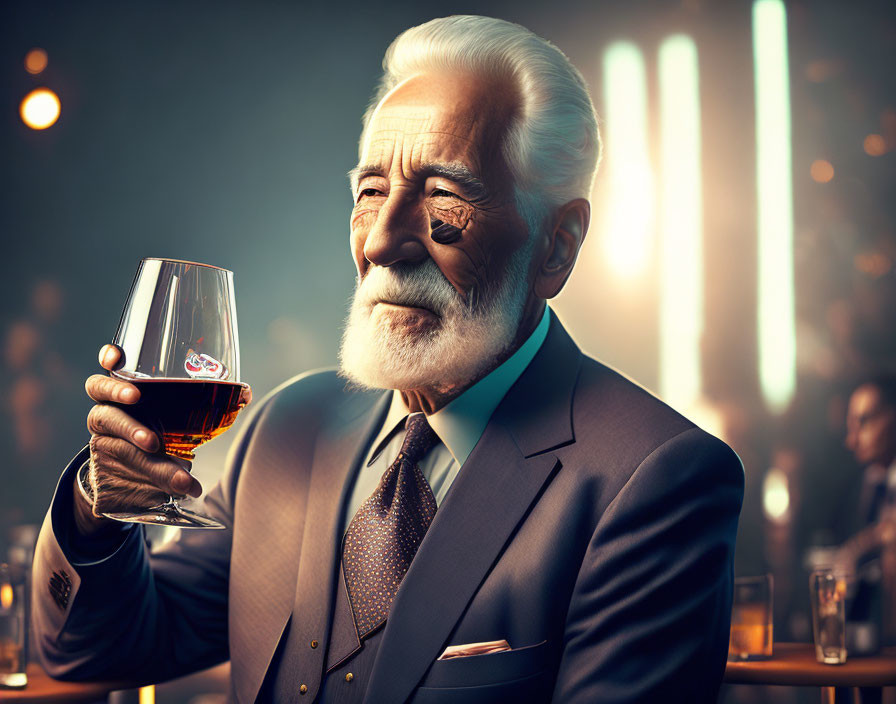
[347,164,381,194]
[421,163,488,201]
[347,162,489,201]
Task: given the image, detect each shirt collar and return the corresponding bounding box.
[366,305,551,466]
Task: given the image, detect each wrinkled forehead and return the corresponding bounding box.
[359,72,519,177]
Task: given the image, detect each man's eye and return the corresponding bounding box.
[430,188,458,198]
[356,188,383,202]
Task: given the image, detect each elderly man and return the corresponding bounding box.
[32,15,743,703]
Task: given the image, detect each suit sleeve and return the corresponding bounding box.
[31,396,270,685]
[552,427,744,703]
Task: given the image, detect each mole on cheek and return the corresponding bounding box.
[429,217,463,244]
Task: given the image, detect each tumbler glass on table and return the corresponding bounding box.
[82,257,246,529]
[0,563,27,689]
[728,574,774,660]
[810,569,848,664]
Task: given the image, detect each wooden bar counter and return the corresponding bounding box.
[0,664,124,703]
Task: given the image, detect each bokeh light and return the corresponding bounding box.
[863,133,887,156]
[24,48,48,74]
[762,467,790,523]
[0,583,13,609]
[658,34,703,413]
[805,59,842,83]
[810,159,834,183]
[601,41,653,277]
[753,0,796,414]
[854,252,892,278]
[19,88,60,130]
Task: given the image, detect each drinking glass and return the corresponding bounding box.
[728,574,774,660]
[0,563,27,689]
[810,569,848,664]
[81,258,246,529]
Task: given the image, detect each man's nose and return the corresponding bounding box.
[362,192,429,268]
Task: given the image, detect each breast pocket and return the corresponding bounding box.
[411,640,552,704]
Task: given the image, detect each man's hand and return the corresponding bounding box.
[73,344,204,536]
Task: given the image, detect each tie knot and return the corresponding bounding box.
[399,413,439,465]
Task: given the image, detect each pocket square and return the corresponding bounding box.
[437,639,511,660]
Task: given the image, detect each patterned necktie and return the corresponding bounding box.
[342,412,439,639]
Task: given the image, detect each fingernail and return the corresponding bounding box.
[134,429,150,446]
[120,387,137,403]
[102,346,117,368]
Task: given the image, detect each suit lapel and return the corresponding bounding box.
[282,388,390,703]
[232,383,389,704]
[229,395,310,704]
[365,313,583,703]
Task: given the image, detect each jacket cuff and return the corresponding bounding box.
[50,446,139,567]
[32,446,147,656]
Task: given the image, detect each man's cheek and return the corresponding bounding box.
[433,248,484,301]
[351,208,378,229]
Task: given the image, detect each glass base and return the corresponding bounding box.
[815,645,847,665]
[103,501,225,529]
[728,652,773,661]
[77,460,224,530]
[0,672,28,689]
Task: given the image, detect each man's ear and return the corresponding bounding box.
[533,198,590,299]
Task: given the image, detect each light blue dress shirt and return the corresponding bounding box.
[342,305,551,533]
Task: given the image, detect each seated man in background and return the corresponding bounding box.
[31,15,744,703]
[841,375,896,643]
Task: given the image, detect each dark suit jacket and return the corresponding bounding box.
[32,312,744,702]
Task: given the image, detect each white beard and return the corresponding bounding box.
[338,245,532,394]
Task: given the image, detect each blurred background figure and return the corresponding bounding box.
[811,378,896,704]
[845,376,896,530]
[841,377,896,645]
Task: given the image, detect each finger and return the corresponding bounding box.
[89,457,169,514]
[161,456,201,496]
[85,374,140,404]
[239,384,252,407]
[90,435,201,498]
[98,344,124,371]
[87,404,159,452]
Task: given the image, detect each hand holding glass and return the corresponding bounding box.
[80,258,247,529]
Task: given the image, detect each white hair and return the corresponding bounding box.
[359,15,602,237]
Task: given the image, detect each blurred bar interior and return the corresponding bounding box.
[2,1,895,702]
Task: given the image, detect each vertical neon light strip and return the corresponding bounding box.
[602,42,652,276]
[754,0,796,412]
[658,35,703,412]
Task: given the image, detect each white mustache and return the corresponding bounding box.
[355,262,463,317]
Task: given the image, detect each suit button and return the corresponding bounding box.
[345,673,354,683]
[310,640,318,649]
[299,684,308,695]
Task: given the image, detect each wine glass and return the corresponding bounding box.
[88,257,247,529]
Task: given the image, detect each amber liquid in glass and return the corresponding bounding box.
[728,603,773,660]
[121,378,246,460]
